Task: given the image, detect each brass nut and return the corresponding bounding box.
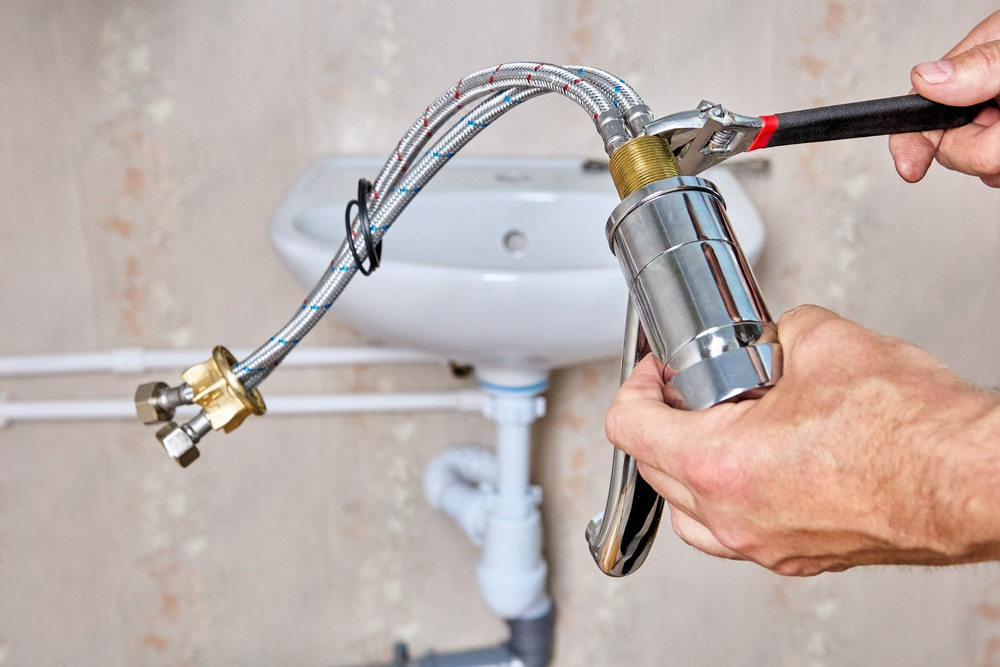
[181,346,266,433]
[608,135,681,199]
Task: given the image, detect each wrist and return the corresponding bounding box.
[925,386,1000,562]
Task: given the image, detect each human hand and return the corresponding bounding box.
[889,10,1000,186]
[604,305,1000,576]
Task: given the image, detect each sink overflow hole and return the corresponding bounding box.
[503,230,528,258]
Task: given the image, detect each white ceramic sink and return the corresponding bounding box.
[269,158,765,374]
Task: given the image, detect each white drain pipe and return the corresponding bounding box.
[423,370,553,623]
[476,387,551,621]
[424,447,497,546]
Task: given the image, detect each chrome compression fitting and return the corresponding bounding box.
[135,346,265,467]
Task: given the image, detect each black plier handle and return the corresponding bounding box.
[645,95,990,175]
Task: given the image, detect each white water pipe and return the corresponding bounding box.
[0,390,487,427]
[0,346,441,377]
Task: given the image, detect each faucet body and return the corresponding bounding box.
[587,171,781,576]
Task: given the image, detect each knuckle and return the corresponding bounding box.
[967,41,1000,75]
[786,315,854,361]
[964,143,1000,176]
[769,557,824,577]
[776,304,810,328]
[604,401,625,445]
[685,449,748,500]
[713,526,759,557]
[669,509,691,540]
[777,305,841,346]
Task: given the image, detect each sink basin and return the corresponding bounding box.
[269,158,765,374]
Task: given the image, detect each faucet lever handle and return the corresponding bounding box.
[586,297,666,576]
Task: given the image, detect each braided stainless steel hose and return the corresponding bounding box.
[370,65,647,209]
[371,62,625,206]
[236,64,635,388]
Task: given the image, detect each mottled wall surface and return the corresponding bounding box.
[2,2,1000,665]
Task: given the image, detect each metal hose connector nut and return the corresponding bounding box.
[181,346,266,433]
[623,103,655,137]
[608,135,680,199]
[595,109,631,156]
[134,381,194,424]
[135,381,175,424]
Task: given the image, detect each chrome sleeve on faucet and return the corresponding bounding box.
[606,176,780,406]
[587,175,781,576]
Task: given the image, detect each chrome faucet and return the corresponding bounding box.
[586,149,780,576]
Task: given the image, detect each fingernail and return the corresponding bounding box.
[914,60,953,84]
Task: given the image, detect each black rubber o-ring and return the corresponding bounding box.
[344,178,382,276]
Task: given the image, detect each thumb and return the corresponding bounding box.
[775,304,843,354]
[911,40,1000,106]
[605,354,696,470]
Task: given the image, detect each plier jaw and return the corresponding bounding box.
[642,101,764,175]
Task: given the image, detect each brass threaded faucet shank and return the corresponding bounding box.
[608,135,681,199]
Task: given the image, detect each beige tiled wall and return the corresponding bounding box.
[2,2,1000,665]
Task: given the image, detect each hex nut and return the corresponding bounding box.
[155,422,201,468]
[135,382,174,424]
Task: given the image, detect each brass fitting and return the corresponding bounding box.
[181,346,266,433]
[608,135,681,199]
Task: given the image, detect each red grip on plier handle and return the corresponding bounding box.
[747,115,778,152]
